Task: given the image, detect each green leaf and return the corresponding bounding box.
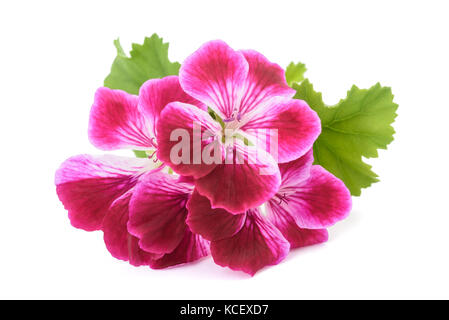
[104,34,180,159]
[285,62,307,86]
[292,79,398,196]
[104,34,181,95]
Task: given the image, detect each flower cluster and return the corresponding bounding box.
[55,40,351,275]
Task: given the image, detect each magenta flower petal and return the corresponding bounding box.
[55,154,148,231]
[195,141,281,214]
[102,192,163,266]
[239,50,295,115]
[242,99,321,163]
[186,190,246,241]
[128,171,193,254]
[179,40,248,119]
[279,148,314,187]
[149,228,210,269]
[88,87,154,151]
[211,210,290,276]
[156,102,223,178]
[266,198,328,249]
[138,76,206,137]
[278,163,352,229]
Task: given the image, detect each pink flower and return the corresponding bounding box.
[55,77,209,268]
[156,40,321,214]
[186,150,352,275]
[56,40,351,275]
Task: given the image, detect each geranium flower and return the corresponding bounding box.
[156,40,321,214]
[56,39,352,275]
[55,77,209,268]
[186,150,352,275]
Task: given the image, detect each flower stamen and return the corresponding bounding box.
[278,193,288,205]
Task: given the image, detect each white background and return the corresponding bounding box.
[1,0,448,299]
